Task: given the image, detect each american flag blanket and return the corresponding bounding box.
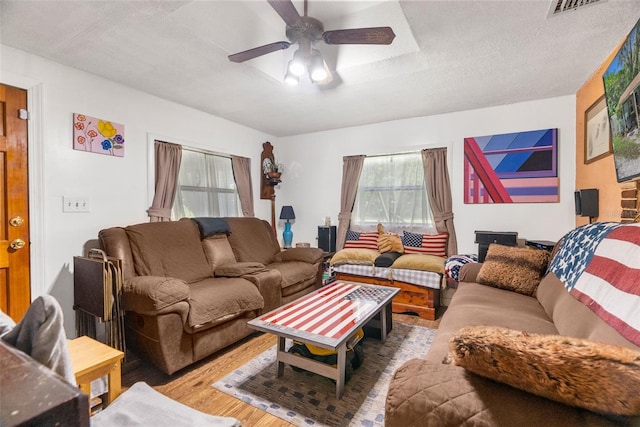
[548,222,640,346]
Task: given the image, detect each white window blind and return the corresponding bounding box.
[351,152,436,234]
[172,149,241,219]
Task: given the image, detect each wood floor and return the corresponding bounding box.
[121,313,442,426]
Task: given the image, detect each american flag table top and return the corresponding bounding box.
[248,281,399,350]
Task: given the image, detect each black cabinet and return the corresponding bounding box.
[475,231,518,262]
[318,226,336,253]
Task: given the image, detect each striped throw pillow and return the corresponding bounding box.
[344,230,379,251]
[402,231,448,257]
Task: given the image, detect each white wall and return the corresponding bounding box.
[1,45,272,335]
[276,96,577,254]
[2,44,578,336]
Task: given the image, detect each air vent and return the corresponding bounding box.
[547,0,606,17]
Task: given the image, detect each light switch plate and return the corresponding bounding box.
[63,196,91,213]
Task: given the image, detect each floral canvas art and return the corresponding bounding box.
[73,113,125,157]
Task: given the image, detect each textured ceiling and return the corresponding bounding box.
[2,0,640,137]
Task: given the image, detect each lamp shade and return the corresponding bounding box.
[288,50,306,77]
[279,205,295,220]
[309,50,327,82]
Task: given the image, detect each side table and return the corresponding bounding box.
[68,336,125,408]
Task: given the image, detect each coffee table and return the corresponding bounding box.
[247,281,399,398]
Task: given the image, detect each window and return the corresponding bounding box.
[172,149,241,219]
[351,152,435,233]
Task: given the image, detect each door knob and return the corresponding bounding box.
[10,239,25,250]
[9,216,24,227]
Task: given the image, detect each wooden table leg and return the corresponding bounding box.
[380,303,389,344]
[335,344,346,399]
[276,336,286,378]
[106,359,122,404]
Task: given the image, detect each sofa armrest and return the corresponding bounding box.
[123,276,190,315]
[459,262,483,282]
[242,269,283,313]
[273,247,324,264]
[214,262,265,277]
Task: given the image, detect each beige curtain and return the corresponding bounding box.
[336,155,365,250]
[422,147,457,255]
[231,155,254,217]
[147,141,182,222]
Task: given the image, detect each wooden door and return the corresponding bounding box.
[0,84,31,321]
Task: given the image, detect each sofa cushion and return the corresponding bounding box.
[547,223,640,347]
[202,234,237,273]
[426,281,558,363]
[386,359,621,427]
[375,251,403,267]
[215,262,265,277]
[187,278,263,327]
[225,217,280,266]
[267,261,318,291]
[123,276,190,314]
[448,325,640,416]
[273,247,324,264]
[476,244,551,296]
[537,273,640,350]
[125,221,212,284]
[390,254,445,273]
[330,248,380,266]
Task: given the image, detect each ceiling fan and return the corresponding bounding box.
[228,0,396,85]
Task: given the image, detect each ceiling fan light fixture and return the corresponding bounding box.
[309,50,327,82]
[284,70,299,85]
[288,50,306,77]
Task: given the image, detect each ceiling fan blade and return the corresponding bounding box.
[323,27,396,45]
[267,0,302,27]
[228,41,291,63]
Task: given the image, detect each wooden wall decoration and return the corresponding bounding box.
[620,181,640,223]
[260,141,275,200]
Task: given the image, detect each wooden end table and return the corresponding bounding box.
[68,336,124,407]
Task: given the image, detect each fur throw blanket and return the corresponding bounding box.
[447,325,640,416]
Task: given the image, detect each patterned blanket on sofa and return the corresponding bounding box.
[548,222,640,346]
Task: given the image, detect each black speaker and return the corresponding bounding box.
[574,191,582,216]
[318,226,336,253]
[574,189,599,218]
[474,231,518,262]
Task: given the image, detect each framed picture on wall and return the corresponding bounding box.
[584,95,612,164]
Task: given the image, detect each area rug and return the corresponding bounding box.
[212,322,436,426]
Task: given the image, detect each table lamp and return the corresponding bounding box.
[279,205,296,248]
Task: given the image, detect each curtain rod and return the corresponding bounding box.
[364,146,447,159]
[182,145,232,159]
[365,150,420,158]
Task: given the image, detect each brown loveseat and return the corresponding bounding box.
[98,217,323,374]
[385,223,640,426]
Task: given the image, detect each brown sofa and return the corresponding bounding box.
[385,230,640,426]
[98,217,323,375]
